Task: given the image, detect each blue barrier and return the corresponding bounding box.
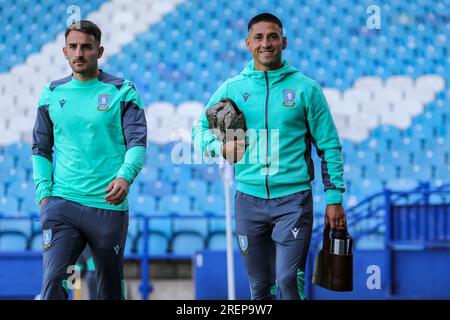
[194,248,450,300]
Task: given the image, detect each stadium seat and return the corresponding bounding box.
[1,168,27,185]
[21,197,40,216]
[195,194,225,215]
[0,155,15,172]
[177,179,208,198]
[142,180,172,197]
[0,196,19,215]
[0,214,32,236]
[159,195,191,215]
[0,231,28,251]
[134,166,158,186]
[199,165,221,182]
[161,165,191,183]
[130,195,156,216]
[386,179,419,191]
[124,234,136,255]
[136,231,169,256]
[30,232,42,252]
[7,181,35,200]
[206,232,239,251]
[173,214,209,236]
[0,183,5,197]
[127,215,143,239]
[171,232,205,256]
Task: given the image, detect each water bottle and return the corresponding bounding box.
[330,228,353,255]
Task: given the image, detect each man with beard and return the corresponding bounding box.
[32,20,147,299]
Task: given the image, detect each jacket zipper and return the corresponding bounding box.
[264,71,271,198]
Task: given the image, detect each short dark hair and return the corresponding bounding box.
[247,13,283,32]
[65,20,101,44]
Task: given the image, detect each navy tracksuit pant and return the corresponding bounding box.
[39,196,128,300]
[235,190,314,300]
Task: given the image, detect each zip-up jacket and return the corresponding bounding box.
[32,70,147,211]
[192,60,345,204]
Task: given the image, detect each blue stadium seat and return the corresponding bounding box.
[0,196,19,215]
[207,232,239,251]
[124,234,136,255]
[7,181,35,200]
[159,195,191,215]
[142,180,172,197]
[0,183,5,197]
[343,164,363,181]
[153,152,174,170]
[134,166,158,186]
[177,179,208,198]
[136,231,169,256]
[30,232,42,252]
[127,215,143,239]
[351,179,384,197]
[5,142,31,160]
[173,214,208,236]
[1,168,27,185]
[401,164,432,181]
[209,180,225,195]
[434,165,450,182]
[21,197,40,216]
[199,165,221,182]
[195,194,225,215]
[0,231,28,251]
[161,165,191,183]
[0,215,32,236]
[130,195,156,216]
[386,179,419,191]
[171,232,205,256]
[127,186,140,205]
[365,164,397,180]
[0,155,15,172]
[209,214,236,234]
[148,217,172,238]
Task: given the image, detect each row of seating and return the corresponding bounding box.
[0,0,106,72]
[0,229,236,256]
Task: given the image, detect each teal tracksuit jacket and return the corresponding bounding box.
[32,71,147,211]
[192,59,345,205]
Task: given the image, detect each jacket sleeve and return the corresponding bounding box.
[117,81,147,185]
[305,81,345,205]
[192,80,228,158]
[32,86,54,203]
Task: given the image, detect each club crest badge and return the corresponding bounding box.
[43,229,52,249]
[97,94,111,111]
[282,89,296,107]
[238,234,248,254]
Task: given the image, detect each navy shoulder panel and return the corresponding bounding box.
[49,75,72,91]
[98,71,125,90]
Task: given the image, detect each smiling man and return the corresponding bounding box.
[193,13,347,300]
[32,20,147,299]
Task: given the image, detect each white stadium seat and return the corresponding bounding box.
[384,75,414,90]
[343,88,372,105]
[323,88,341,104]
[353,76,383,90]
[146,102,177,144]
[415,74,446,93]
